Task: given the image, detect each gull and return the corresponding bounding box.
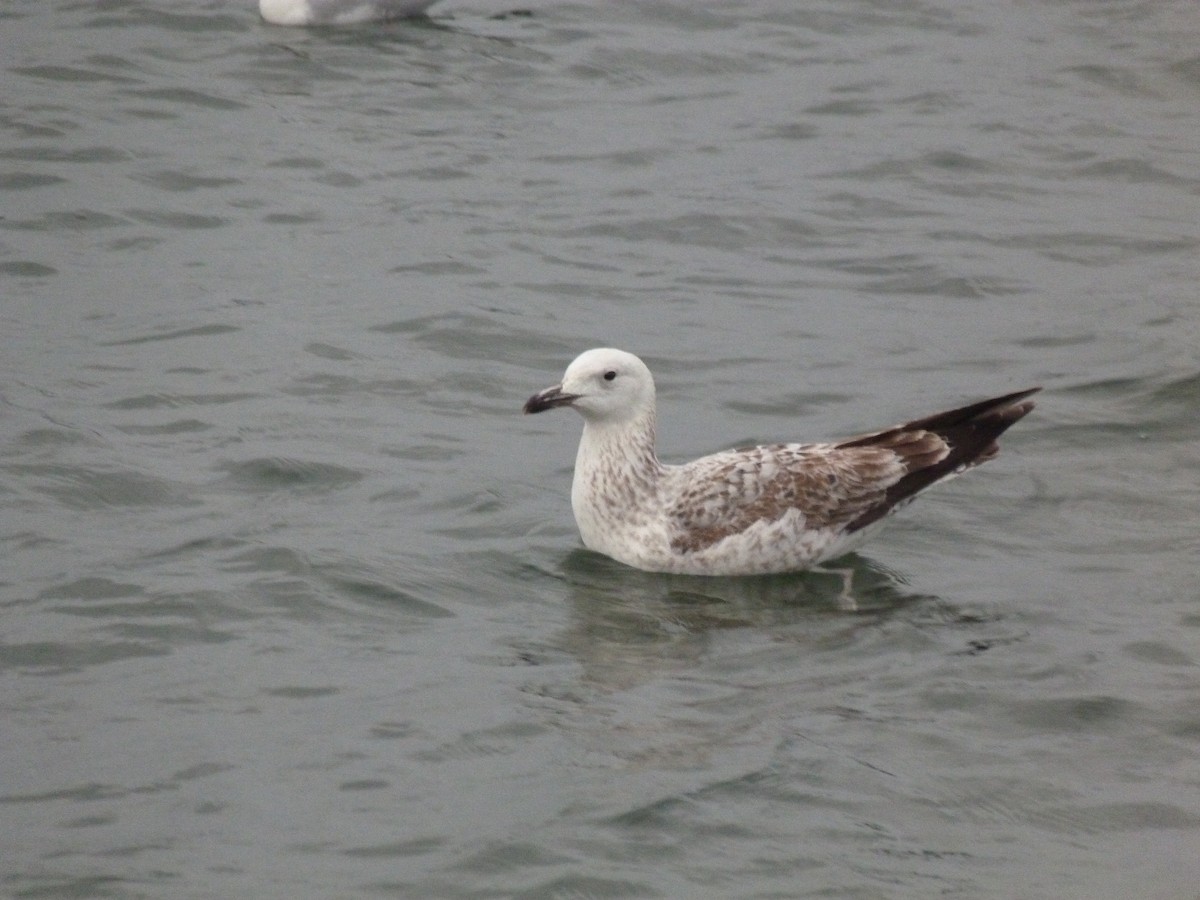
[259,0,438,26]
[524,348,1038,576]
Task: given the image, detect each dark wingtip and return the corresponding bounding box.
[842,386,1041,533]
[989,388,1040,427]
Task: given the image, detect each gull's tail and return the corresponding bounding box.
[838,387,1041,532]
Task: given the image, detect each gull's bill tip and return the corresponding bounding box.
[523,385,579,415]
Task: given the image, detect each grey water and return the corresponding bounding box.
[3,1,1199,897]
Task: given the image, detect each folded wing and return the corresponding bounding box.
[667,388,1040,554]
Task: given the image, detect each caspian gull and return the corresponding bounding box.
[524,348,1038,576]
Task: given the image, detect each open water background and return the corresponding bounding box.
[3,1,1199,897]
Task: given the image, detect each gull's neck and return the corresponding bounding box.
[578,410,662,477]
[571,409,665,556]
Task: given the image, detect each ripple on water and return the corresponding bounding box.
[98,323,240,346]
[219,456,365,493]
[103,391,261,410]
[13,463,195,510]
[0,261,57,277]
[0,638,170,675]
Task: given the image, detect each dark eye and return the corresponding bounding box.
[603,370,617,381]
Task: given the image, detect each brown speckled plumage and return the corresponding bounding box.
[525,348,1038,575]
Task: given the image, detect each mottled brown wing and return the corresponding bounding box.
[666,386,1039,554]
[666,443,907,554]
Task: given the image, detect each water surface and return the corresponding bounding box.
[3,1,1199,897]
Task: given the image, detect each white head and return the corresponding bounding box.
[524,348,656,425]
